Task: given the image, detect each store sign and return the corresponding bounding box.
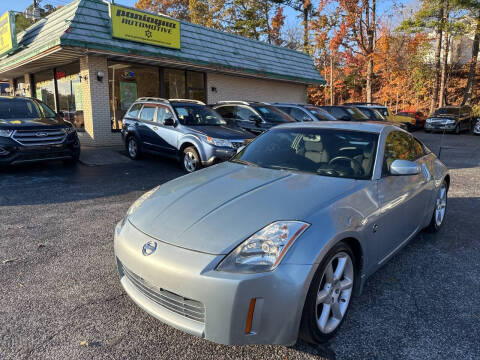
[0,11,17,57]
[109,4,180,50]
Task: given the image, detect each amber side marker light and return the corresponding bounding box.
[245,298,257,334]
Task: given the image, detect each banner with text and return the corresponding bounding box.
[0,11,17,57]
[109,4,180,50]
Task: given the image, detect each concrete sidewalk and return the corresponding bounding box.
[79,145,131,166]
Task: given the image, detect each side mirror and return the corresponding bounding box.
[389,160,420,176]
[164,117,176,127]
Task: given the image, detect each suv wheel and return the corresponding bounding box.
[182,146,200,173]
[127,136,141,160]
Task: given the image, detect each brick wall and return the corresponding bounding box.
[79,55,122,147]
[206,73,307,104]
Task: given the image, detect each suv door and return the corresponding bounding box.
[137,105,158,151]
[375,130,430,264]
[235,106,265,134]
[151,105,178,155]
[214,106,238,128]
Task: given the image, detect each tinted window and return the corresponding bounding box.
[236,107,257,121]
[412,138,425,159]
[434,108,460,116]
[139,106,156,121]
[371,107,388,117]
[305,106,337,121]
[289,107,310,121]
[322,107,349,119]
[231,128,378,180]
[215,106,235,119]
[126,103,142,118]
[252,105,293,123]
[156,106,174,124]
[383,131,416,174]
[0,98,44,119]
[173,104,225,125]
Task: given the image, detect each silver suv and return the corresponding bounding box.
[121,98,254,172]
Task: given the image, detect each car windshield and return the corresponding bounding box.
[0,98,55,119]
[345,107,369,121]
[360,108,384,121]
[231,128,378,180]
[370,107,388,117]
[172,104,226,126]
[305,106,337,121]
[252,105,294,123]
[397,112,414,118]
[434,108,460,115]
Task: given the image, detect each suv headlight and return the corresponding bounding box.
[0,129,13,137]
[216,221,310,273]
[204,136,233,148]
[445,119,455,124]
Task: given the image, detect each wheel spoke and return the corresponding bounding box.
[318,304,331,331]
[324,263,334,283]
[334,257,347,280]
[316,289,329,305]
[331,302,342,320]
[339,277,353,291]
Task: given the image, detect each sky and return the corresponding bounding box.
[1,0,416,30]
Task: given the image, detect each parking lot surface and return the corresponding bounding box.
[1,132,479,360]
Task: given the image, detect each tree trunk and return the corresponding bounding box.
[330,55,334,105]
[430,5,444,114]
[463,12,480,105]
[366,57,373,103]
[303,7,309,54]
[439,3,449,108]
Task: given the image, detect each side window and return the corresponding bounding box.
[236,107,257,121]
[290,107,309,121]
[215,106,236,119]
[139,106,156,122]
[326,107,347,119]
[126,103,142,119]
[383,131,416,175]
[156,106,174,124]
[412,138,425,159]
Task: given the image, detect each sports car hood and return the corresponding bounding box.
[128,162,360,255]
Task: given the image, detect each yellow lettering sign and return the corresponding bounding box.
[110,4,181,50]
[0,11,16,56]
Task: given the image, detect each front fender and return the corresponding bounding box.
[178,134,206,160]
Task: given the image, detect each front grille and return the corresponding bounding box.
[12,128,66,146]
[121,262,205,323]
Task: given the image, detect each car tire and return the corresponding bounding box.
[182,146,201,173]
[299,241,357,344]
[127,136,141,160]
[64,151,80,165]
[455,125,460,134]
[424,180,448,233]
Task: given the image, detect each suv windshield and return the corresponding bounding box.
[252,105,294,123]
[0,98,56,119]
[231,128,378,180]
[172,104,226,126]
[434,107,460,116]
[305,106,337,121]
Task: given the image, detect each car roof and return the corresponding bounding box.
[273,120,392,133]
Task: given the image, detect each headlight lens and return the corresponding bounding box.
[126,185,160,217]
[0,129,13,137]
[445,119,455,124]
[216,221,310,273]
[204,136,233,148]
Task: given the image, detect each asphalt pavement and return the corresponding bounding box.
[0,132,479,360]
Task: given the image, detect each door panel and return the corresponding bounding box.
[151,105,178,155]
[137,105,158,151]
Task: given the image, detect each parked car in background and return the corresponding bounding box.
[115,121,449,346]
[346,103,415,130]
[425,106,474,134]
[213,101,295,135]
[397,110,426,129]
[473,118,480,135]
[318,105,369,121]
[273,103,337,121]
[0,96,80,166]
[356,107,408,130]
[121,98,254,173]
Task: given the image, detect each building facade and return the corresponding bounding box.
[0,0,324,146]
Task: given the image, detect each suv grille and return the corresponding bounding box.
[120,262,205,323]
[13,128,66,146]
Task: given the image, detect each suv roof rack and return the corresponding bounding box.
[344,102,384,106]
[137,97,169,103]
[273,102,310,106]
[168,99,206,105]
[215,100,270,105]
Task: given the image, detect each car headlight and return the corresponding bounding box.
[0,129,13,137]
[204,136,233,148]
[216,221,310,274]
[426,118,432,123]
[445,119,455,124]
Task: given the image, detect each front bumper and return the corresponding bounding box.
[425,122,457,132]
[114,220,311,345]
[0,134,80,165]
[201,143,240,166]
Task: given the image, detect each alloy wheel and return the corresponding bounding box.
[315,252,354,334]
[183,151,197,172]
[435,183,447,227]
[128,138,137,158]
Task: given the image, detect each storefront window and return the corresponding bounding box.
[14,76,26,96]
[165,68,185,99]
[109,62,159,131]
[34,70,55,110]
[187,71,205,102]
[56,62,84,130]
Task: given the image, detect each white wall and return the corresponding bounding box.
[206,73,307,104]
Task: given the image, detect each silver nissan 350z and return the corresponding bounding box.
[114,122,449,345]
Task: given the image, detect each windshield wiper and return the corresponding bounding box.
[230,159,259,167]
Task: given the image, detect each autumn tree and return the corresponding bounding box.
[271,6,286,45]
[135,0,190,21]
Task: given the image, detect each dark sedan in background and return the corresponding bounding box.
[0,97,80,166]
[425,106,474,134]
